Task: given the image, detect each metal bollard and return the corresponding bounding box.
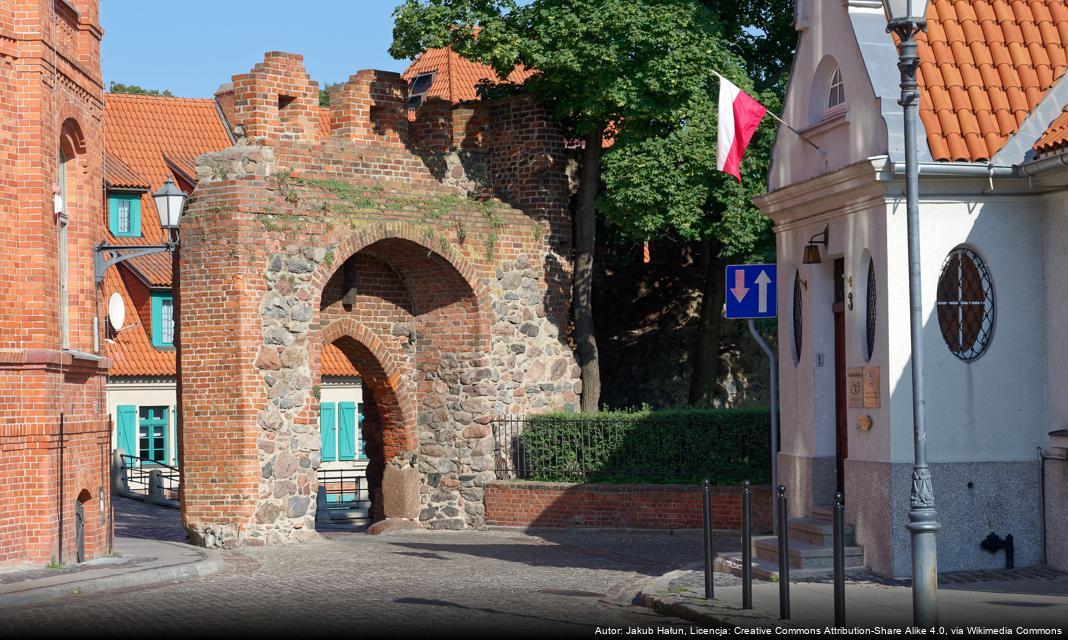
[833,491,846,626]
[777,484,790,620]
[742,480,753,609]
[703,479,714,600]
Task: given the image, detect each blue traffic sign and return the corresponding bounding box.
[725,264,777,319]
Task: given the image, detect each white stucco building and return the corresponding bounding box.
[755,0,1068,577]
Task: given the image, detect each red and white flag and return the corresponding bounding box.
[717,76,767,183]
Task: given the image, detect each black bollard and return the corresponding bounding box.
[742,480,753,609]
[702,479,714,600]
[777,484,790,620]
[833,491,845,626]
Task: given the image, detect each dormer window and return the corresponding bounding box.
[406,73,434,109]
[108,193,142,237]
[827,68,845,110]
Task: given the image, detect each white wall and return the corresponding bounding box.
[768,0,890,191]
[884,189,1047,464]
[319,378,365,472]
[107,379,177,464]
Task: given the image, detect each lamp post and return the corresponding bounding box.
[883,0,940,626]
[94,178,187,286]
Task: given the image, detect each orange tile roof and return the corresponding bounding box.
[1035,105,1068,152]
[402,46,536,103]
[322,343,359,377]
[916,0,1068,162]
[105,154,149,190]
[103,266,175,377]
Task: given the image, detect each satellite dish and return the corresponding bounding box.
[108,293,126,332]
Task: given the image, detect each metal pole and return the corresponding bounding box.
[702,479,714,600]
[888,14,941,627]
[833,491,846,626]
[742,480,753,609]
[777,484,790,620]
[748,319,779,535]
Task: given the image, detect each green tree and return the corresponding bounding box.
[108,81,173,97]
[600,1,796,406]
[391,0,741,412]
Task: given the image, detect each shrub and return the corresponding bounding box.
[507,408,771,485]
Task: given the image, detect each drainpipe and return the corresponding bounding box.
[1037,446,1066,567]
[889,161,1016,178]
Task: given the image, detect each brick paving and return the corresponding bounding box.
[0,500,700,637]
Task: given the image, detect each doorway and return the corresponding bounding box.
[833,258,847,499]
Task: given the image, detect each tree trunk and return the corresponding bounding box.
[688,238,726,406]
[575,126,604,413]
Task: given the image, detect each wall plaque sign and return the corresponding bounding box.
[863,366,880,408]
[847,368,864,408]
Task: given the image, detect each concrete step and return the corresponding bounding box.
[323,505,372,522]
[753,536,865,570]
[715,551,868,582]
[787,516,855,547]
[809,505,834,521]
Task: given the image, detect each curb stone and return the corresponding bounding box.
[0,543,223,610]
[635,570,786,630]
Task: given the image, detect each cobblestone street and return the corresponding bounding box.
[0,499,698,637]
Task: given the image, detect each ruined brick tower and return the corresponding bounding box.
[0,0,109,566]
[179,53,580,546]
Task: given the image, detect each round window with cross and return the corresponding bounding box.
[935,246,995,361]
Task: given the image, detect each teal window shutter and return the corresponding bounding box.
[171,404,178,465]
[117,405,138,463]
[108,194,142,237]
[320,402,337,462]
[151,291,174,348]
[357,402,366,460]
[338,402,356,461]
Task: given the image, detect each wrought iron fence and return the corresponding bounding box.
[492,412,771,485]
[120,454,181,498]
[317,468,369,510]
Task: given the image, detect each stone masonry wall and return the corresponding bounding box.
[179,52,579,547]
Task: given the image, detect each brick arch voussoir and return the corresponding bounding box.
[316,318,416,457]
[310,221,492,350]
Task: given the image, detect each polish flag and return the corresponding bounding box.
[717,77,767,183]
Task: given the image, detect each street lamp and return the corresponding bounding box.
[94,178,187,286]
[883,0,940,626]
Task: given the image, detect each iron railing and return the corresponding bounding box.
[120,454,181,498]
[492,414,771,485]
[317,468,369,510]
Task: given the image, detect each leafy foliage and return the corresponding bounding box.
[515,408,771,485]
[108,82,173,97]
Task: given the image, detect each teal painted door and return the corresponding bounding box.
[117,405,137,462]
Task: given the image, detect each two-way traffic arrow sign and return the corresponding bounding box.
[725,264,777,319]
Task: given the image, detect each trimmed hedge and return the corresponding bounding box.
[514,408,771,485]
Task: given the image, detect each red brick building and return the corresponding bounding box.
[0,0,109,568]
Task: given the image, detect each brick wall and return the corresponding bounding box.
[0,1,109,567]
[485,481,773,531]
[179,52,579,546]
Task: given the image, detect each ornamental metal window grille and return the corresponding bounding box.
[793,271,803,363]
[936,247,994,360]
[866,256,876,361]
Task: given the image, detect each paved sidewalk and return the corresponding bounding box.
[0,497,219,610]
[637,566,1068,629]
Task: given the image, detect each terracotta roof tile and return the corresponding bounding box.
[918,0,1068,161]
[105,154,149,190]
[102,266,174,377]
[402,46,536,103]
[322,342,360,377]
[1033,106,1068,152]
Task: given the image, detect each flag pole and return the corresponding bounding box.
[712,70,824,154]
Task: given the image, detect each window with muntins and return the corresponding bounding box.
[151,291,174,348]
[827,67,845,110]
[109,193,141,237]
[406,73,434,109]
[936,247,995,360]
[138,406,169,464]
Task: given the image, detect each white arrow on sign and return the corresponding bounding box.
[731,269,749,303]
[755,270,771,313]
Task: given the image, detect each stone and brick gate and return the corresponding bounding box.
[176,53,581,547]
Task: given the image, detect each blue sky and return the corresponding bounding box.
[101,1,411,98]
